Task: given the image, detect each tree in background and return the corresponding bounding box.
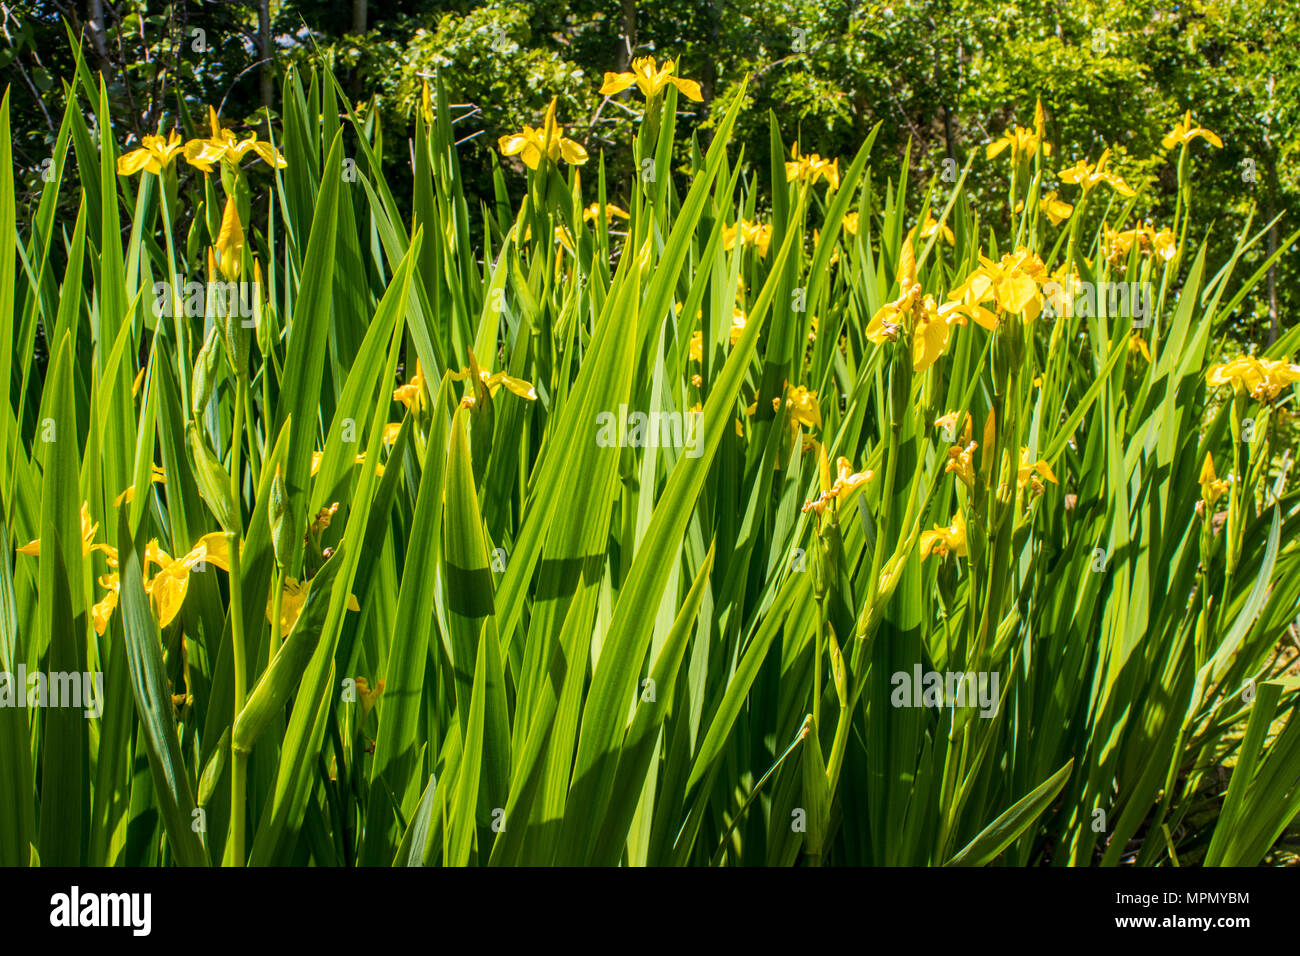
[4,0,1296,340]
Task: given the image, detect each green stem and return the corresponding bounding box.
[242,376,263,489]
[226,388,248,866]
[269,566,284,659]
[813,602,824,731]
[824,697,851,798]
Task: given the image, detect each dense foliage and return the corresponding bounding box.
[1,5,1298,868]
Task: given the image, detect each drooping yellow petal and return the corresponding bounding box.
[495,373,537,400]
[498,131,533,156]
[247,138,287,169]
[670,76,704,101]
[1039,192,1073,226]
[92,576,120,636]
[183,532,231,572]
[116,148,154,176]
[912,307,952,373]
[150,570,190,628]
[559,136,589,166]
[599,72,639,96]
[1016,447,1058,493]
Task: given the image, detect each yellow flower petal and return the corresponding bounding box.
[215,196,245,281]
[670,76,704,101]
[116,148,153,176]
[599,73,638,96]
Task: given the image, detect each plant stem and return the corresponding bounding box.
[227,386,248,866]
[269,567,284,658]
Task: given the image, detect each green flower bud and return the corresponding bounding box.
[221,311,250,382]
[192,325,222,416]
[186,423,237,532]
[268,463,292,570]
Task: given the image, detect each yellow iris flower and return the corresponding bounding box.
[308,424,400,476]
[785,144,839,190]
[934,411,964,436]
[945,443,977,489]
[144,533,231,628]
[310,425,401,478]
[1206,356,1300,403]
[1162,110,1222,151]
[464,367,538,401]
[693,307,753,364]
[583,202,630,224]
[1152,228,1177,261]
[184,106,286,172]
[920,513,968,560]
[754,384,821,429]
[946,247,1048,328]
[1015,192,1075,227]
[864,237,963,373]
[784,386,821,429]
[866,237,923,343]
[117,130,186,176]
[393,360,426,413]
[1040,267,1086,320]
[941,413,978,489]
[1038,191,1073,226]
[921,215,955,245]
[723,220,772,257]
[802,454,874,516]
[354,676,386,718]
[599,56,703,101]
[498,98,588,170]
[1058,148,1135,196]
[1102,224,1177,265]
[1017,448,1058,495]
[987,100,1050,161]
